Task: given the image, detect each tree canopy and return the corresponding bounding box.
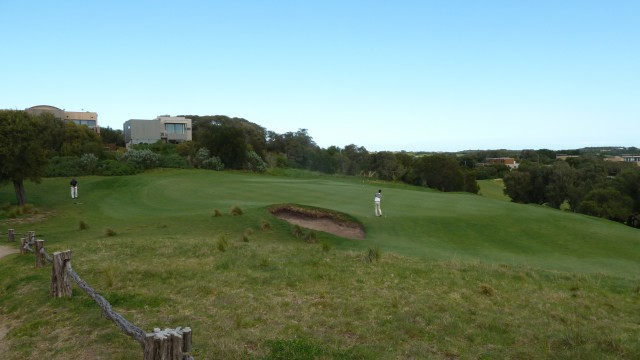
[0,110,64,205]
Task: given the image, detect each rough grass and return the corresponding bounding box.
[0,169,639,359]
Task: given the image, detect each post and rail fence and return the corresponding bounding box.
[5,228,194,360]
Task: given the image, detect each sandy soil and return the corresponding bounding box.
[274,212,365,240]
[0,245,18,259]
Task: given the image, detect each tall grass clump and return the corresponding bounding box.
[230,206,243,216]
[104,228,117,237]
[213,209,222,217]
[305,231,317,243]
[366,247,381,263]
[216,235,228,252]
[79,220,89,230]
[260,220,271,230]
[243,228,253,242]
[291,224,304,238]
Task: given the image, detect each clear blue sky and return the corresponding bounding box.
[2,1,638,152]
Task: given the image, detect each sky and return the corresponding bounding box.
[1,0,638,152]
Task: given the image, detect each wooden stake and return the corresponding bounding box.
[51,250,72,298]
[35,240,45,268]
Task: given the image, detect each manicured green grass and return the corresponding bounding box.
[478,179,510,202]
[1,169,639,359]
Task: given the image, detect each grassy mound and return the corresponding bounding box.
[0,169,639,359]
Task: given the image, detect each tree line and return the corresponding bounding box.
[2,110,639,229]
[503,156,640,226]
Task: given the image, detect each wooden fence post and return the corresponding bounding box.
[143,327,192,360]
[182,327,192,355]
[20,238,26,255]
[8,229,15,242]
[35,240,45,268]
[51,250,72,298]
[27,230,35,243]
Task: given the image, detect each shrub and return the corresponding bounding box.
[230,206,243,216]
[194,148,224,170]
[80,153,99,174]
[46,156,83,177]
[245,151,269,172]
[97,160,139,176]
[159,153,191,168]
[122,149,161,169]
[104,228,117,237]
[213,209,222,217]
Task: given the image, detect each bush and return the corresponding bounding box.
[245,151,269,172]
[195,148,224,170]
[122,149,160,169]
[97,160,139,176]
[104,228,117,237]
[213,209,222,217]
[46,156,83,177]
[230,206,243,216]
[80,153,99,174]
[159,153,191,169]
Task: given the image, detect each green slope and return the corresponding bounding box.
[4,169,639,278]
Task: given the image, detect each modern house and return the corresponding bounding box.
[485,157,519,169]
[604,155,640,166]
[123,116,192,148]
[25,105,99,134]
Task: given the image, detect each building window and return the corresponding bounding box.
[73,120,96,127]
[165,123,186,134]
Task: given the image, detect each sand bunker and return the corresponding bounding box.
[270,205,365,240]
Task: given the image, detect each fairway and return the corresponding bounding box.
[5,169,640,277]
[2,169,640,359]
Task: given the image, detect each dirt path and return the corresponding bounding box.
[0,245,18,259]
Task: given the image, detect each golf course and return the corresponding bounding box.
[1,169,639,359]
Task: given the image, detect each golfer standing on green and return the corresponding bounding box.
[374,189,382,217]
[70,178,78,199]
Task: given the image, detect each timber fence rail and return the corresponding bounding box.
[7,229,194,360]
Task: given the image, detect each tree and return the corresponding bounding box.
[0,110,63,205]
[545,161,577,208]
[100,126,125,148]
[503,170,533,203]
[410,155,466,192]
[60,122,104,157]
[371,151,406,181]
[578,188,633,223]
